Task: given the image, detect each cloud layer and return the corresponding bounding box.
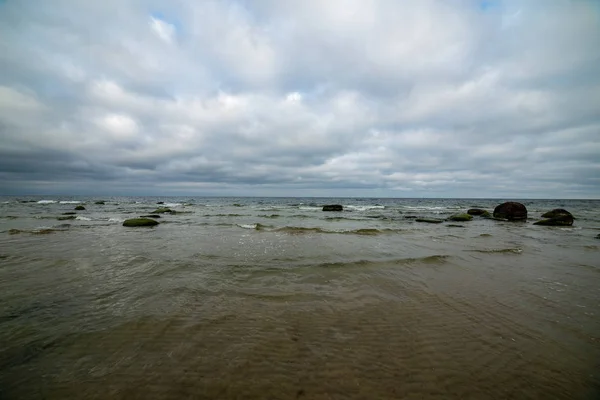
[1,0,599,197]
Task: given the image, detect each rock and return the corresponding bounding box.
[94,201,105,205]
[404,215,418,219]
[493,202,527,221]
[122,218,159,227]
[467,208,487,216]
[448,213,473,222]
[415,218,444,223]
[57,215,76,221]
[541,209,573,220]
[534,209,573,226]
[322,205,343,211]
[447,224,465,228]
[140,214,161,218]
[152,207,174,214]
[596,234,600,239]
[62,212,77,215]
[74,205,85,211]
[156,201,164,204]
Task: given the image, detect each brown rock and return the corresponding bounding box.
[493,202,527,221]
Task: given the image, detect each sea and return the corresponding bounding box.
[0,196,599,399]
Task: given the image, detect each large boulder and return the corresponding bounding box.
[493,202,527,221]
[323,204,343,211]
[123,218,159,227]
[534,209,573,226]
[448,213,473,222]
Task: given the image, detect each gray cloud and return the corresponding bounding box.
[0,0,599,198]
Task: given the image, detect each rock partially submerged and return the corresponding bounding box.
[74,205,86,211]
[534,209,574,226]
[493,202,527,221]
[152,207,175,214]
[62,212,77,215]
[123,218,159,227]
[448,213,473,222]
[94,201,105,205]
[323,205,343,211]
[415,218,444,224]
[468,208,491,217]
[140,214,161,218]
[57,215,76,221]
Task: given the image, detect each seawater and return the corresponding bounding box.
[1,197,599,399]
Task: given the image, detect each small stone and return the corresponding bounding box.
[415,218,444,223]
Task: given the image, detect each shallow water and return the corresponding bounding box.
[1,197,599,399]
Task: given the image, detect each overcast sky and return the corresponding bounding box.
[0,0,599,198]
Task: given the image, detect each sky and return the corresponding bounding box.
[0,0,599,198]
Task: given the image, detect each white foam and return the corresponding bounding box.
[164,203,182,207]
[346,205,385,211]
[108,218,122,222]
[75,216,92,221]
[37,200,57,204]
[238,223,257,229]
[59,201,82,204]
[299,206,320,211]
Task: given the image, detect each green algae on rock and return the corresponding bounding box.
[448,214,473,222]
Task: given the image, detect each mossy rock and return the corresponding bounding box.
[62,212,77,215]
[448,213,473,222]
[152,207,174,214]
[57,215,76,221]
[480,210,491,218]
[415,218,444,224]
[467,208,487,216]
[123,218,159,227]
[74,205,86,211]
[140,214,161,218]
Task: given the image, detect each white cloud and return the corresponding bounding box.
[150,16,175,43]
[0,0,599,197]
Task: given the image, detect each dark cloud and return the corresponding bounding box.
[0,0,599,197]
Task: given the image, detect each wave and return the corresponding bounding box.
[314,254,449,269]
[345,205,386,211]
[273,226,404,235]
[298,206,321,211]
[59,201,82,204]
[163,203,182,207]
[259,214,280,218]
[37,200,57,204]
[468,248,523,254]
[7,227,62,235]
[75,216,92,221]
